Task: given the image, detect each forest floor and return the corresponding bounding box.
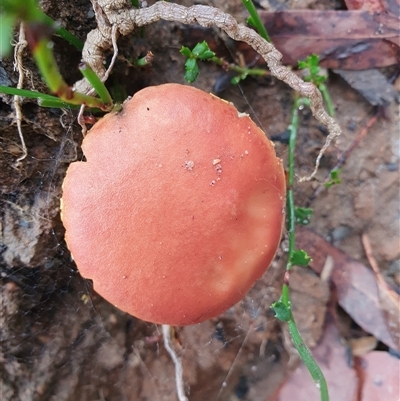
[1,1,399,401]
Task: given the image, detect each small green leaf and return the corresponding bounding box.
[231,72,248,85]
[308,54,319,68]
[298,54,327,86]
[290,250,312,266]
[197,49,215,61]
[294,207,313,225]
[180,46,192,58]
[0,84,63,101]
[184,58,199,83]
[271,301,292,322]
[298,60,308,70]
[325,168,342,188]
[230,75,242,85]
[192,41,215,60]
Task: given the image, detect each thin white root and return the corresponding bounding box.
[102,24,119,83]
[76,1,341,179]
[162,325,188,401]
[13,23,28,163]
[77,105,88,136]
[298,132,336,182]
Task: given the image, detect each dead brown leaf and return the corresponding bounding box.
[348,336,378,356]
[362,234,400,351]
[258,10,399,69]
[357,351,400,401]
[333,69,398,106]
[296,227,400,351]
[345,0,387,13]
[345,0,400,17]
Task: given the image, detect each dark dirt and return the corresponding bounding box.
[1,1,399,401]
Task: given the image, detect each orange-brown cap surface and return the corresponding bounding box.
[61,84,286,326]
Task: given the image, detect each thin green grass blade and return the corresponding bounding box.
[39,12,84,51]
[0,85,65,102]
[79,62,113,106]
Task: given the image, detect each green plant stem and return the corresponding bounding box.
[39,12,84,51]
[287,309,329,399]
[241,0,271,42]
[319,83,334,117]
[285,98,301,273]
[38,98,79,108]
[135,51,154,66]
[279,96,329,401]
[136,57,149,66]
[79,62,113,106]
[0,85,65,102]
[210,56,267,77]
[0,85,102,109]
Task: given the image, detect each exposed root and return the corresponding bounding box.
[102,24,119,83]
[75,1,341,178]
[77,105,88,136]
[13,23,28,164]
[299,132,336,182]
[162,325,188,401]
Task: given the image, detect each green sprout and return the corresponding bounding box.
[135,51,154,67]
[298,54,334,117]
[181,41,267,84]
[298,54,326,86]
[181,41,216,82]
[325,169,342,188]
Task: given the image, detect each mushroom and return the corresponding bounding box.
[61,83,286,326]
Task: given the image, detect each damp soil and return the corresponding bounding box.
[1,1,399,401]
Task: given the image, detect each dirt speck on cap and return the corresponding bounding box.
[185,160,195,170]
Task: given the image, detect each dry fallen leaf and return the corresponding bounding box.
[345,0,400,16]
[348,336,378,357]
[287,268,330,348]
[357,351,400,401]
[296,227,400,351]
[333,69,398,106]
[259,10,399,69]
[362,234,400,351]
